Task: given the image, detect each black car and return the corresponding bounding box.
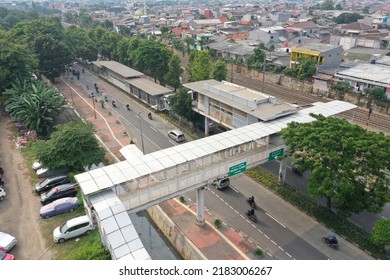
[40,183,78,205]
[35,175,70,194]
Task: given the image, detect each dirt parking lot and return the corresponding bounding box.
[0,116,54,260]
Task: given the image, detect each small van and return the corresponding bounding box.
[53,215,93,243]
[40,183,78,205]
[212,177,230,190]
[168,130,185,143]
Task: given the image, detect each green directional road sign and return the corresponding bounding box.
[229,162,247,176]
[268,148,284,161]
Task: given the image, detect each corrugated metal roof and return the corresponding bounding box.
[126,78,172,96]
[95,61,143,78]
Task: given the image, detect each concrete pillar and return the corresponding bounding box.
[196,187,205,226]
[278,157,287,184]
[204,118,209,136]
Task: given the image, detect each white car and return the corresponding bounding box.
[53,215,94,243]
[168,130,185,143]
[0,188,5,201]
[0,232,17,252]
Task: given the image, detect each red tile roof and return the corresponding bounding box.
[341,22,373,31]
[290,21,318,29]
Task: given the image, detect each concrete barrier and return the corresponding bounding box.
[147,205,207,260]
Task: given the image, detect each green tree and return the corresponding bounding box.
[168,88,194,120]
[333,13,364,24]
[10,18,73,82]
[247,46,266,69]
[372,219,390,246]
[89,26,120,60]
[321,0,334,10]
[331,81,352,100]
[365,87,387,108]
[335,3,342,10]
[211,60,227,81]
[280,115,390,215]
[0,30,38,93]
[4,80,67,135]
[160,26,169,34]
[164,55,183,91]
[36,121,105,171]
[64,26,98,61]
[184,36,195,55]
[283,56,317,80]
[363,7,370,14]
[188,51,212,82]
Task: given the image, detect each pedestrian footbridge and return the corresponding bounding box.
[74,100,356,260]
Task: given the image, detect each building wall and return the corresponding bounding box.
[318,46,342,70]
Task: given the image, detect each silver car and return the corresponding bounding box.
[53,215,94,243]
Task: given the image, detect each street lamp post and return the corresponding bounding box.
[138,112,145,154]
[91,92,97,119]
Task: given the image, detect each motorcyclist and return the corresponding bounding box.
[148,112,152,119]
[249,196,255,204]
[126,104,130,110]
[249,208,255,216]
[112,100,116,107]
[331,233,338,245]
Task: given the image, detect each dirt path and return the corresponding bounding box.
[0,116,53,260]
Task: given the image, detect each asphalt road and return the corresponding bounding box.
[262,159,390,232]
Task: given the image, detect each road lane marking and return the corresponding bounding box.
[286,252,292,258]
[278,246,284,251]
[271,240,277,245]
[264,234,270,239]
[266,213,286,228]
[151,127,158,132]
[230,186,239,193]
[234,210,239,214]
[229,206,233,210]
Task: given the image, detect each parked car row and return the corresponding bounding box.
[32,161,94,244]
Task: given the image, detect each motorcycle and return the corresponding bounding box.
[112,100,116,108]
[246,198,256,209]
[245,210,257,222]
[322,236,339,250]
[126,104,130,111]
[148,113,152,120]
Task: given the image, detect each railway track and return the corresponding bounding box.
[232,74,390,133]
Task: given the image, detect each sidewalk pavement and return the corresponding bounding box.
[56,74,374,260]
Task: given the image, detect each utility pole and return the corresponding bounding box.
[262,53,266,93]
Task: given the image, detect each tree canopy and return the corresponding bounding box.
[0,29,38,93]
[168,88,195,121]
[188,51,212,82]
[283,56,317,80]
[247,46,266,70]
[36,121,105,171]
[211,60,227,81]
[280,115,390,215]
[333,13,364,24]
